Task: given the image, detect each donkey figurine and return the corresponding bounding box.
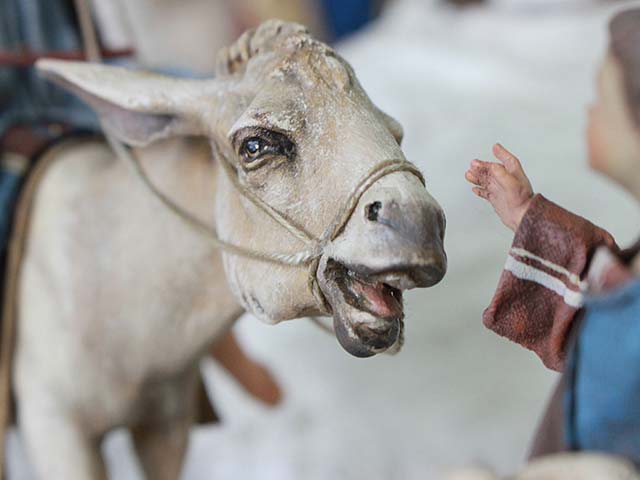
[19,20,446,479]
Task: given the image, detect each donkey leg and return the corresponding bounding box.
[131,370,197,480]
[18,397,107,480]
[131,413,192,480]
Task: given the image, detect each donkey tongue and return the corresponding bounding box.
[350,279,402,319]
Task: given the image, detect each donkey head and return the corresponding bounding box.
[38,20,446,357]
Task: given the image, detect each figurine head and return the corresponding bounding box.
[37,21,447,358]
[588,9,640,197]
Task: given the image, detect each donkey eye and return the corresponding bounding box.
[242,138,264,161]
[238,130,296,167]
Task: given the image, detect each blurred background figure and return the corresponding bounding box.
[93,0,484,74]
[93,0,395,74]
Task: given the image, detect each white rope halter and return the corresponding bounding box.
[108,135,425,313]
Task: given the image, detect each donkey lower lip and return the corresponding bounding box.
[318,258,404,358]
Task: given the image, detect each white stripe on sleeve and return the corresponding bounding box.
[510,247,587,291]
[505,255,584,308]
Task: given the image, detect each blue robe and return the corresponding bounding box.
[566,277,640,464]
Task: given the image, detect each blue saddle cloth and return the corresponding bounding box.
[0,0,101,259]
[0,0,100,138]
[565,279,640,464]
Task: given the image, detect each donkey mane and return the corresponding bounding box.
[215,19,351,90]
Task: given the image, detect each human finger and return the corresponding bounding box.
[493,143,526,179]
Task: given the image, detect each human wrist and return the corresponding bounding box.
[511,196,534,232]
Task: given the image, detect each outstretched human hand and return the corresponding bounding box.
[465,143,534,232]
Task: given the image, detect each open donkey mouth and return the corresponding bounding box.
[318,258,407,358]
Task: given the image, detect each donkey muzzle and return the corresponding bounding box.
[319,172,447,357]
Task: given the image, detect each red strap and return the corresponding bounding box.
[1,123,73,159]
[0,48,134,67]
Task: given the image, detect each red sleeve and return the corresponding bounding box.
[483,194,617,371]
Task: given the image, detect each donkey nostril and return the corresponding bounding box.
[366,201,382,222]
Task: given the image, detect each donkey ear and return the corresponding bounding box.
[36,59,211,146]
[376,108,404,145]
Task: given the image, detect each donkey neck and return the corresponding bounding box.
[133,136,219,226]
[123,136,243,366]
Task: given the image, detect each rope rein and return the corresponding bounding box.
[110,134,424,313]
[73,0,426,316]
[106,135,321,267]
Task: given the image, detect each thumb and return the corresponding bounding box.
[492,143,527,180]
